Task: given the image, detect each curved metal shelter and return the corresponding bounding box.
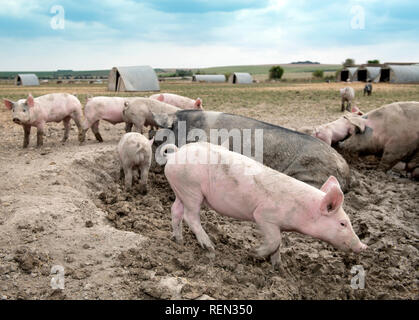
[15,74,40,86]
[108,66,160,92]
[192,74,225,83]
[337,67,358,82]
[383,65,419,83]
[229,72,253,84]
[354,66,381,82]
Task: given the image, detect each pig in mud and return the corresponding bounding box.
[4,93,83,148]
[299,107,365,146]
[149,93,203,110]
[152,110,351,192]
[82,96,134,143]
[162,142,367,267]
[117,132,154,193]
[122,97,180,134]
[340,101,419,178]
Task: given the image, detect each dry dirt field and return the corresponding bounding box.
[0,81,418,300]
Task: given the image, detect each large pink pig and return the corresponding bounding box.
[82,96,134,143]
[4,93,83,148]
[149,93,203,110]
[161,142,367,267]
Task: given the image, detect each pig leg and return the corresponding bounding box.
[71,111,84,143]
[125,122,133,133]
[137,163,150,195]
[119,167,125,182]
[62,116,71,143]
[171,197,184,244]
[181,196,214,250]
[91,121,103,142]
[124,166,133,191]
[341,100,345,112]
[253,209,282,267]
[380,141,416,172]
[36,123,45,147]
[132,118,146,134]
[23,125,31,148]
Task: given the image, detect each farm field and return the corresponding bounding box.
[0,81,418,300]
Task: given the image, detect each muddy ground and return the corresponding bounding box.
[0,82,418,300]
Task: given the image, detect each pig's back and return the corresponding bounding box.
[174,111,351,191]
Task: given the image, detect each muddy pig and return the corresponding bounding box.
[162,142,367,267]
[150,93,203,110]
[340,101,419,176]
[117,132,154,193]
[82,96,137,143]
[122,97,180,134]
[300,108,365,146]
[4,93,83,148]
[153,110,351,192]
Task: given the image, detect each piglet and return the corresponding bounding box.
[122,97,180,134]
[117,132,154,194]
[82,96,135,143]
[161,142,367,267]
[150,93,203,110]
[4,93,84,148]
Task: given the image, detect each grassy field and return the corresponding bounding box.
[0,63,341,81]
[1,81,418,129]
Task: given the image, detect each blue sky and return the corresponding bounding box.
[0,0,418,70]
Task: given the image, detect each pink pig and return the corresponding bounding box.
[149,93,203,110]
[161,142,367,267]
[81,96,133,143]
[4,93,83,148]
[301,107,364,146]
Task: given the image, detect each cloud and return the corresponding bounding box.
[0,0,417,69]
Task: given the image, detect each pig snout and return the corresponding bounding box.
[13,118,21,124]
[352,241,368,253]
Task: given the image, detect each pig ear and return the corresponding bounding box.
[320,181,344,215]
[194,98,203,110]
[157,94,164,102]
[320,176,340,193]
[344,115,366,133]
[4,99,14,110]
[26,94,35,108]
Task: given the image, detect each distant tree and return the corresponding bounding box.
[224,72,232,82]
[367,59,380,64]
[175,69,193,77]
[312,70,324,78]
[342,58,355,67]
[269,66,284,80]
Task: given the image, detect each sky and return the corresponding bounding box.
[0,0,418,70]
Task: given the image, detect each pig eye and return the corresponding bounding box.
[340,222,347,228]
